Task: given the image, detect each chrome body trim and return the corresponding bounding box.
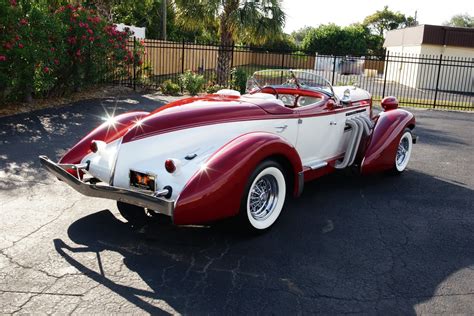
[108,137,122,186]
[39,156,174,217]
[305,160,328,170]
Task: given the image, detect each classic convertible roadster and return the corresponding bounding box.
[40,70,416,231]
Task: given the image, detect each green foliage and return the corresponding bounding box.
[179,70,205,95]
[362,6,408,36]
[205,84,225,94]
[174,0,285,85]
[0,1,142,102]
[301,23,371,55]
[366,33,385,55]
[231,68,249,94]
[111,0,217,42]
[443,13,473,28]
[174,0,286,46]
[160,79,180,95]
[249,33,296,51]
[291,26,313,45]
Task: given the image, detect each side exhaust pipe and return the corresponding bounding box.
[335,116,373,169]
[335,119,359,169]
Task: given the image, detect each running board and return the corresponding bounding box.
[304,161,328,170]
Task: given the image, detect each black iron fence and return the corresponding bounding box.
[110,39,473,111]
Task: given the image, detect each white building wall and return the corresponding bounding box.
[419,45,473,92]
[386,45,473,93]
[385,45,423,88]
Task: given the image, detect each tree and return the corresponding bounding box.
[111,0,171,39]
[301,23,370,56]
[111,0,216,42]
[363,6,407,36]
[249,33,296,51]
[291,26,313,45]
[443,13,474,28]
[405,16,419,27]
[174,0,285,85]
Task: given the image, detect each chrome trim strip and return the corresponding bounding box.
[305,160,328,170]
[39,156,174,217]
[108,137,122,186]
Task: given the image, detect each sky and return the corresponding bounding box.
[282,0,473,33]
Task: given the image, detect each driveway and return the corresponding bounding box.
[0,94,473,314]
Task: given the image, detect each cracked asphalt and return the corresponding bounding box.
[0,93,473,314]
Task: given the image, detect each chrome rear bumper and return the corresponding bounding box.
[39,156,174,217]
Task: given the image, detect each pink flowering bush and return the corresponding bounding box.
[0,1,143,102]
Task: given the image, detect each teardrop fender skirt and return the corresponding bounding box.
[173,132,303,225]
[360,109,415,175]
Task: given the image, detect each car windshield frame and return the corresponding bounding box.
[246,69,336,98]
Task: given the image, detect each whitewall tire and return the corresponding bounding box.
[393,129,413,174]
[241,161,286,231]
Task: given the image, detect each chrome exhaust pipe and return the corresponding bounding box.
[335,119,359,169]
[347,118,364,167]
[335,116,373,169]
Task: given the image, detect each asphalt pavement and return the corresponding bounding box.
[0,94,473,314]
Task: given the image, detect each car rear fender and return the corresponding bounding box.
[59,111,149,166]
[173,132,303,225]
[360,109,415,175]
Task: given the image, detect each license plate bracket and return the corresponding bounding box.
[129,170,156,192]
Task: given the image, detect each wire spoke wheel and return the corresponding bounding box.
[249,175,279,221]
[242,161,286,231]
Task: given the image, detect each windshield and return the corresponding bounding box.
[246,69,334,96]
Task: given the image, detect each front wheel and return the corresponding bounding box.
[392,128,413,174]
[240,161,287,232]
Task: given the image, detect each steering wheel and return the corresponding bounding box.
[260,85,279,100]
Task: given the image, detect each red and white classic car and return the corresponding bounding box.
[40,70,416,231]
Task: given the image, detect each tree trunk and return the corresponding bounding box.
[217,30,233,86]
[216,0,238,86]
[162,0,167,40]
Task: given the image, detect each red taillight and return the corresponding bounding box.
[165,159,176,173]
[90,141,98,153]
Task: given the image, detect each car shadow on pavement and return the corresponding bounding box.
[55,170,474,314]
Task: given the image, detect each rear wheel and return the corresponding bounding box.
[239,160,287,232]
[392,128,413,174]
[116,201,149,226]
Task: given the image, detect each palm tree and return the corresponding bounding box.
[174,0,285,85]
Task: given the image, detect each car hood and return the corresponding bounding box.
[122,95,272,143]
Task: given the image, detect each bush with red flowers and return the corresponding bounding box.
[0,1,143,102]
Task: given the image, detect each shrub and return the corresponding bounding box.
[179,70,205,96]
[0,2,143,102]
[231,67,248,94]
[205,84,225,94]
[160,80,180,95]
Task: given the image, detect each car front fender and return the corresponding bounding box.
[361,109,415,175]
[173,132,303,225]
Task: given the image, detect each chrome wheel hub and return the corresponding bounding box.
[249,175,279,221]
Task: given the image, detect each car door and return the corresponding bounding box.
[295,103,347,167]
